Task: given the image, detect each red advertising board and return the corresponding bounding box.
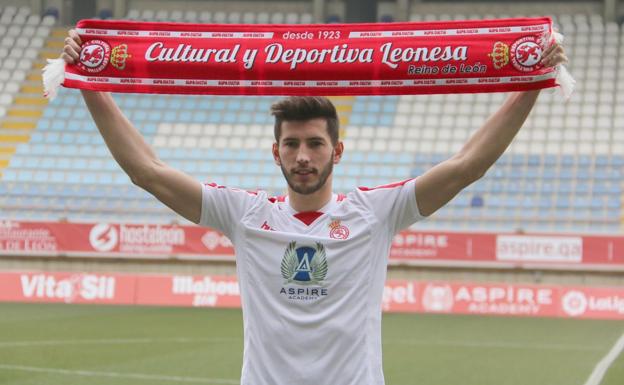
[0,271,135,305]
[1,220,623,269]
[1,271,623,320]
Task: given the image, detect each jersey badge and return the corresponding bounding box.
[329,219,349,240]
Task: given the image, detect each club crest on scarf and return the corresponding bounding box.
[78,39,111,73]
[488,41,510,70]
[510,36,543,72]
[111,44,131,70]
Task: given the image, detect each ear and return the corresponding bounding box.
[272,142,281,166]
[333,141,344,164]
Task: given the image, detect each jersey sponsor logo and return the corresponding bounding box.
[328,219,349,240]
[280,241,329,301]
[281,241,327,285]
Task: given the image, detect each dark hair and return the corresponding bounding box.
[270,96,339,145]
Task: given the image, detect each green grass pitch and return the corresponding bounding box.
[0,303,622,385]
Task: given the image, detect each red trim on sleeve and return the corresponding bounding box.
[357,178,413,191]
[268,195,287,203]
[205,183,258,195]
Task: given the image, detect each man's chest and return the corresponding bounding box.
[236,207,377,294]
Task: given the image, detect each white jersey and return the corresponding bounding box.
[199,179,424,385]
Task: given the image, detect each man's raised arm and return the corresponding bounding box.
[62,30,202,223]
[414,42,568,217]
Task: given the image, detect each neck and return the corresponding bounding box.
[287,175,334,212]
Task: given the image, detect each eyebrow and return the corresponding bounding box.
[282,136,327,142]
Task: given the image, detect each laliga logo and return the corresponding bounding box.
[422,284,454,312]
[89,223,118,252]
[78,39,111,73]
[511,36,543,72]
[562,290,588,317]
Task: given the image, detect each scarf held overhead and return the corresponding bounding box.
[44,17,573,97]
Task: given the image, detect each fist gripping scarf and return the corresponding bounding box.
[43,17,574,99]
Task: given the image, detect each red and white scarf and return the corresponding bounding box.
[43,17,573,98]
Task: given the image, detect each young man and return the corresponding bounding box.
[61,30,567,385]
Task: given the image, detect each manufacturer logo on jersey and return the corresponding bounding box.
[488,41,509,70]
[281,241,327,285]
[328,219,349,240]
[510,36,543,72]
[78,40,111,73]
[260,221,275,231]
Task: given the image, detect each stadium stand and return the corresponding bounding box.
[0,2,622,235]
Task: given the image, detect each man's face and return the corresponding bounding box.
[273,118,342,195]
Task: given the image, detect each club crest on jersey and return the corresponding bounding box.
[329,219,349,240]
[78,39,111,73]
[281,241,327,285]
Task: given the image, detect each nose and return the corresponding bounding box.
[295,146,311,164]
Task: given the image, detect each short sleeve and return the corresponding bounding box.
[200,183,259,239]
[353,178,424,234]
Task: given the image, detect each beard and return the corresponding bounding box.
[280,151,334,195]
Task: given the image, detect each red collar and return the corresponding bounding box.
[293,211,324,226]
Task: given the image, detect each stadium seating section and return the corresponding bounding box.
[0,3,622,234]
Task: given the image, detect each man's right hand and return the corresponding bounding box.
[61,29,82,64]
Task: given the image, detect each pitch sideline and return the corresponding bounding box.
[0,364,239,384]
[0,336,605,351]
[583,333,624,385]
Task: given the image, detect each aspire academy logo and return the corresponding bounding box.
[78,39,111,73]
[280,241,329,301]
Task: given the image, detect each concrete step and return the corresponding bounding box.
[27,73,43,82]
[1,121,37,130]
[0,134,30,144]
[0,146,16,155]
[46,40,64,49]
[6,109,43,118]
[51,28,69,38]
[14,85,48,97]
[14,96,48,106]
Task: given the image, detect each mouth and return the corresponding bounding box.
[293,169,316,176]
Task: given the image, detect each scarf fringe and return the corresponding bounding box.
[552,31,575,99]
[42,58,66,101]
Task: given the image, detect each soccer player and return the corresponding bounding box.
[61,30,567,385]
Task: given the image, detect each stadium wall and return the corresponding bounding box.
[2,255,623,288]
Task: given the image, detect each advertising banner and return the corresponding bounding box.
[1,220,623,268]
[1,271,623,320]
